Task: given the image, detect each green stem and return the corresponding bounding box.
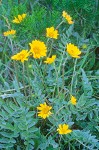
[62,55,68,93]
[10,38,20,87]
[26,62,32,100]
[58,49,66,75]
[46,21,64,58]
[70,58,77,95]
[46,38,50,47]
[55,105,65,115]
[22,63,27,98]
[59,135,62,149]
[48,39,54,57]
[78,47,90,72]
[53,62,59,97]
[56,20,64,29]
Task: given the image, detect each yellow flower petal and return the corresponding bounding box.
[29,40,47,59]
[11,50,30,63]
[70,95,77,105]
[3,30,16,36]
[46,27,59,39]
[66,43,81,58]
[12,13,26,24]
[37,102,52,119]
[57,124,72,135]
[44,55,56,64]
[62,11,74,24]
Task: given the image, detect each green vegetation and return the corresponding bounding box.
[0,0,99,149]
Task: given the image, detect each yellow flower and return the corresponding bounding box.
[44,55,56,64]
[70,96,77,105]
[29,40,47,59]
[12,13,26,24]
[57,124,72,135]
[46,27,59,39]
[3,29,16,36]
[11,50,30,63]
[62,11,74,24]
[37,102,52,119]
[66,43,81,58]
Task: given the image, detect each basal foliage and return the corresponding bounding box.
[0,0,99,150]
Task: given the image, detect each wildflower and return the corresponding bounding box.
[29,40,47,59]
[37,102,52,119]
[3,29,16,36]
[44,55,56,64]
[62,11,74,24]
[12,13,26,24]
[46,27,59,39]
[66,43,81,58]
[57,124,72,135]
[70,96,77,105]
[11,50,30,63]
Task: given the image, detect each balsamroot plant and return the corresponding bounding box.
[0,2,99,150]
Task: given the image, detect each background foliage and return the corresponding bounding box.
[0,0,99,149]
